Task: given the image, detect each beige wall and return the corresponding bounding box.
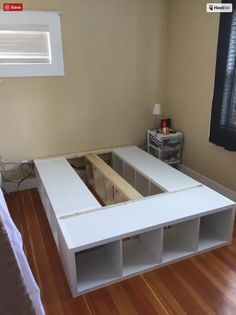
[0,0,168,161]
[1,0,235,191]
[165,0,236,191]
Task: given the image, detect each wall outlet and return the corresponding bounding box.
[22,159,29,164]
[22,159,34,164]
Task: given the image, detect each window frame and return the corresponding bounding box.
[0,11,64,77]
[209,0,236,150]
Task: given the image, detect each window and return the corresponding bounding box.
[0,11,64,77]
[209,0,236,150]
[0,27,51,64]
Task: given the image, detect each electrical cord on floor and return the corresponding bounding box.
[16,163,35,192]
[0,161,35,195]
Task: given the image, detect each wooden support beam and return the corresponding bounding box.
[85,153,142,201]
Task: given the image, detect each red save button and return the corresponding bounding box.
[3,3,23,11]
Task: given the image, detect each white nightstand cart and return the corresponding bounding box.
[147,130,183,166]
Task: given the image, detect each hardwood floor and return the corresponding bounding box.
[6,189,236,315]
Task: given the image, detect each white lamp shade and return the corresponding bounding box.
[152,103,161,115]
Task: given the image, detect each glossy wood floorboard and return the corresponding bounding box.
[6,189,236,315]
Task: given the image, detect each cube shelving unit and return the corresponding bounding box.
[75,241,122,293]
[35,145,235,297]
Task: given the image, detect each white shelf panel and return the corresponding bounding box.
[162,233,196,263]
[112,154,123,176]
[135,172,150,197]
[113,146,200,192]
[76,244,121,293]
[198,209,234,250]
[35,158,101,218]
[162,218,199,263]
[198,225,229,251]
[123,162,135,186]
[162,248,194,263]
[122,238,159,276]
[149,182,164,196]
[58,186,234,251]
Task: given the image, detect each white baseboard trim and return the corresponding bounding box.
[180,164,236,202]
[2,177,37,194]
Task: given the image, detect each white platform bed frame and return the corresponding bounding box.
[34,145,235,297]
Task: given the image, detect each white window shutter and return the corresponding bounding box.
[0,30,51,64]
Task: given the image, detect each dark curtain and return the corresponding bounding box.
[209,0,236,151]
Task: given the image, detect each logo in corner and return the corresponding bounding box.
[3,3,23,11]
[206,3,232,13]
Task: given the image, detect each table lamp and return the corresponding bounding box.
[152,103,161,115]
[152,103,161,130]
